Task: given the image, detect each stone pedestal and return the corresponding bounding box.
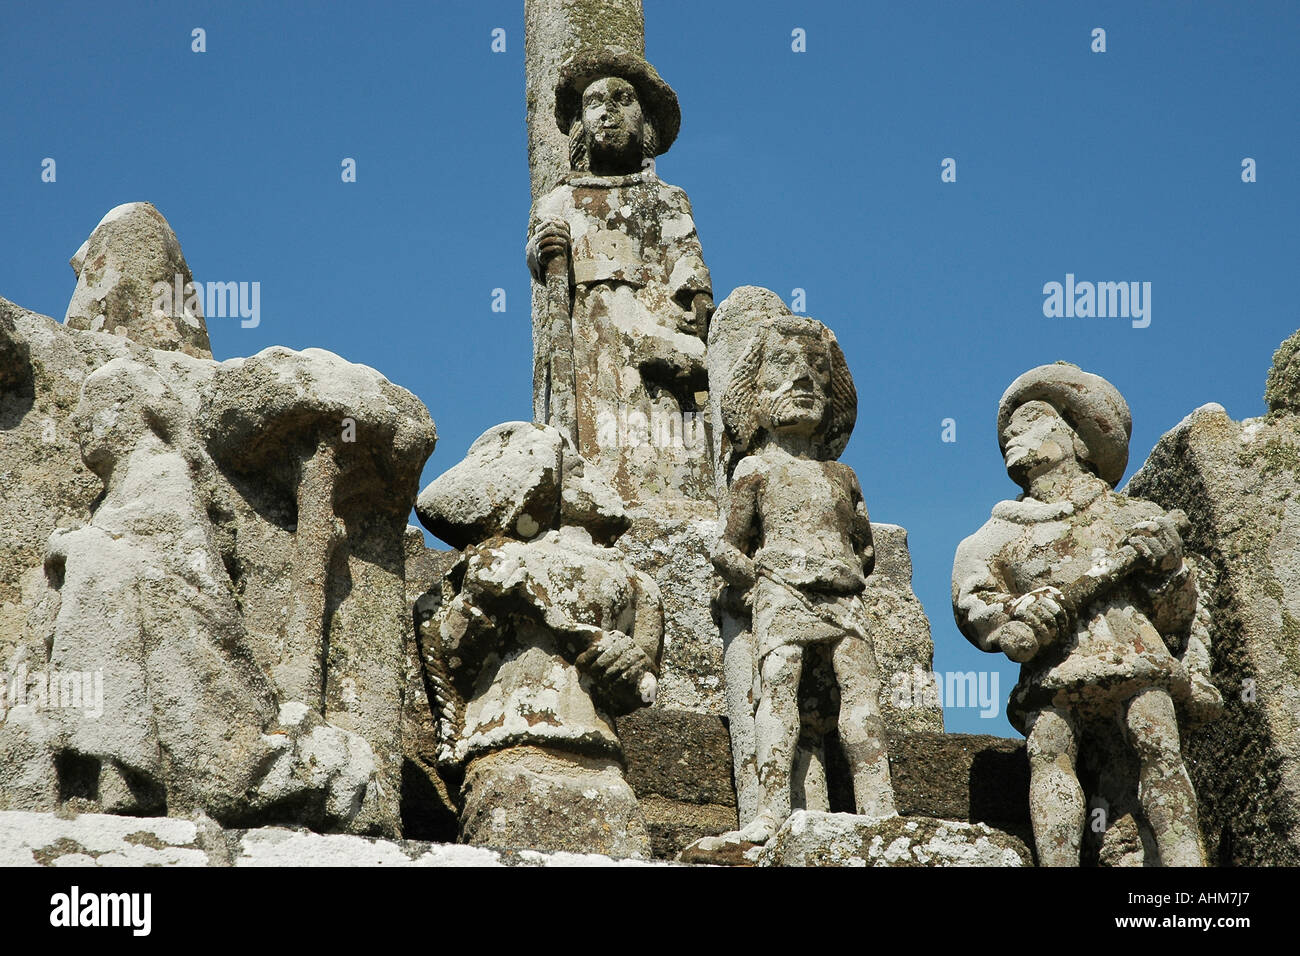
[459,746,651,859]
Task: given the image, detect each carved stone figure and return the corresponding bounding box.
[526,48,714,504]
[44,357,379,828]
[953,363,1223,866]
[415,422,663,857]
[3,206,437,839]
[710,315,896,844]
[64,202,212,359]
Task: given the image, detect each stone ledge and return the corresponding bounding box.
[0,811,676,867]
[758,811,1033,867]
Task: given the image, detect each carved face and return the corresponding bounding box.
[1001,400,1081,486]
[755,330,831,438]
[581,76,644,168]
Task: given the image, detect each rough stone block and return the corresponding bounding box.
[757,810,1032,867]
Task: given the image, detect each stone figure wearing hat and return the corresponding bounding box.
[414,422,663,856]
[526,48,714,504]
[711,315,897,844]
[952,363,1223,866]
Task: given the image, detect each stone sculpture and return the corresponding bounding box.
[1,204,437,840]
[526,48,714,504]
[710,314,897,844]
[415,422,663,856]
[64,202,212,359]
[42,356,379,829]
[1126,329,1300,864]
[952,363,1223,865]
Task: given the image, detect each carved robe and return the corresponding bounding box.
[527,169,712,502]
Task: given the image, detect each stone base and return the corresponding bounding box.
[756,811,1033,867]
[459,747,652,859]
[616,709,738,857]
[0,810,671,867]
[886,732,1032,846]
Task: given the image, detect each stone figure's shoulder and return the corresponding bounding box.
[654,178,694,207]
[530,184,577,222]
[731,453,772,484]
[956,502,1028,562]
[823,458,860,486]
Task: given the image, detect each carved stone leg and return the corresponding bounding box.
[1026,706,1085,866]
[830,636,896,817]
[1124,688,1206,866]
[742,644,803,842]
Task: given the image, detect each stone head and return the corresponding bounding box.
[581,77,644,165]
[555,49,679,172]
[72,358,183,479]
[569,76,658,174]
[755,323,832,438]
[1000,399,1090,489]
[997,363,1132,489]
[417,422,629,549]
[722,316,857,462]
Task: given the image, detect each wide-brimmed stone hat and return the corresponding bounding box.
[554,47,680,154]
[997,362,1132,487]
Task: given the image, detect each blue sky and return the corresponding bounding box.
[3,1,1297,735]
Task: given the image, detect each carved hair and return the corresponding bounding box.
[721,316,857,477]
[568,116,659,172]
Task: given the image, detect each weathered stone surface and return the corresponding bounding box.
[527,47,713,505]
[2,300,158,815]
[755,811,1032,867]
[459,747,651,859]
[617,708,737,857]
[636,795,738,860]
[863,524,945,735]
[400,528,460,842]
[195,346,437,835]
[886,732,1030,840]
[416,421,565,549]
[618,708,736,805]
[524,0,645,201]
[0,307,29,391]
[618,500,723,711]
[705,292,900,846]
[1,293,436,839]
[1126,342,1300,864]
[706,289,942,827]
[954,363,1221,866]
[36,355,382,830]
[0,810,674,867]
[415,421,661,856]
[64,203,212,359]
[0,809,226,867]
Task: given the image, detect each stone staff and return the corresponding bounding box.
[539,248,578,445]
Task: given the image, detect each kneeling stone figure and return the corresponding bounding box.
[416,422,662,858]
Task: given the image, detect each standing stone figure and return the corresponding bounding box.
[526,48,714,504]
[952,364,1223,866]
[711,316,897,843]
[44,357,379,828]
[416,422,663,857]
